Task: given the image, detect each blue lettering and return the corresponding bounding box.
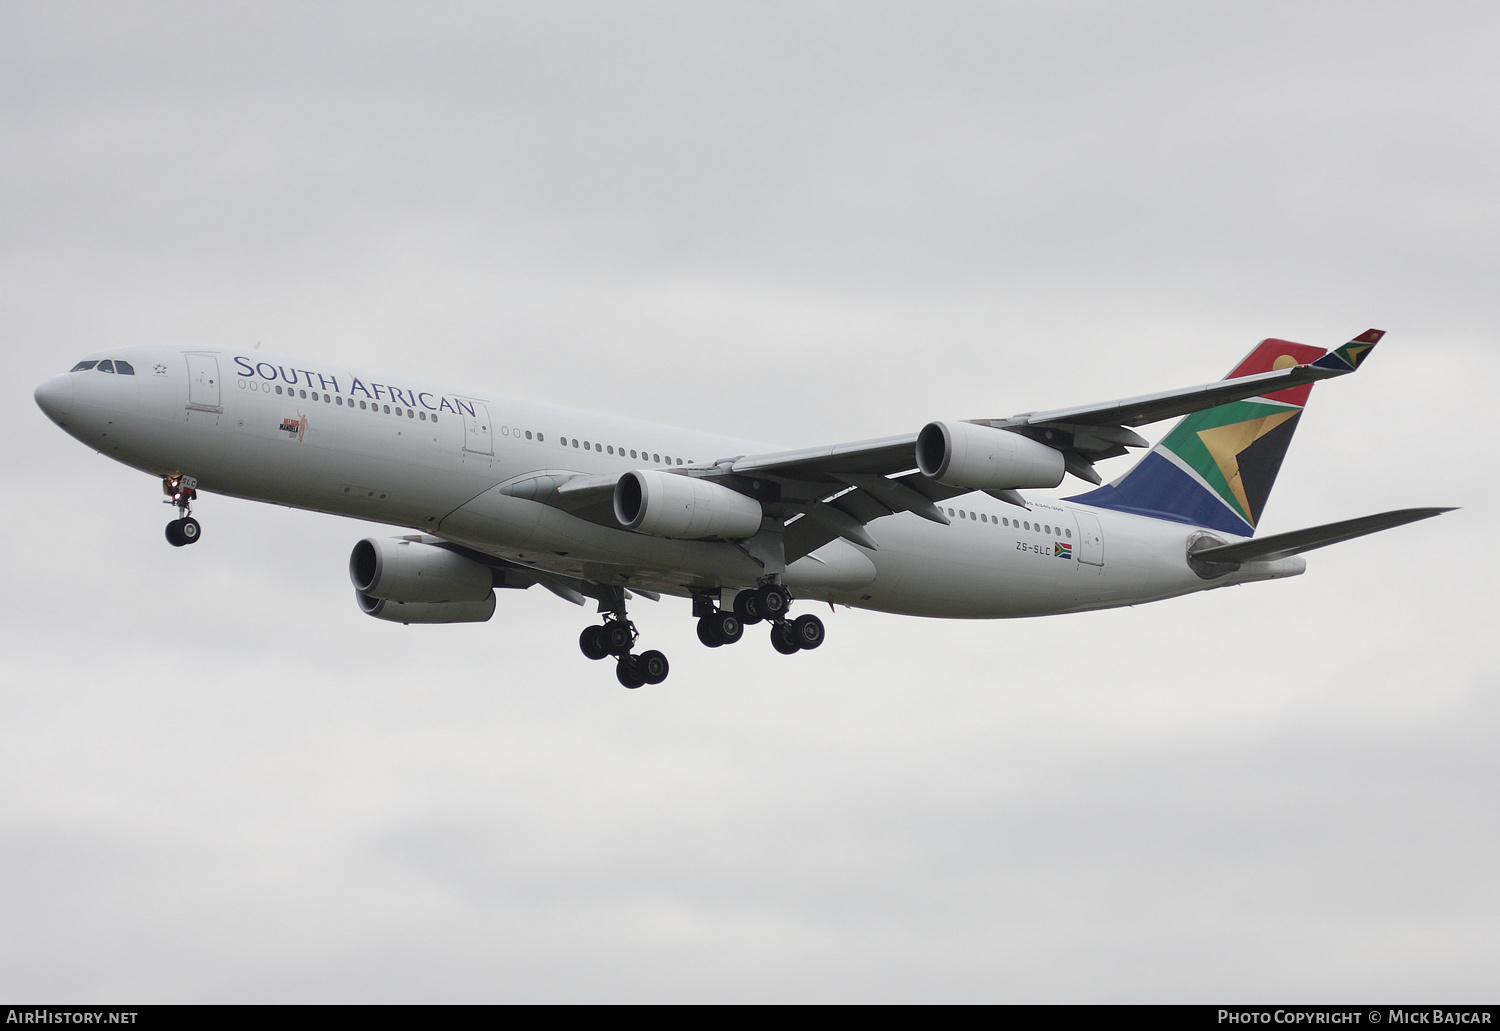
[372,383,387,402]
[350,377,373,399]
[418,391,438,411]
[456,399,476,418]
[438,397,458,414]
[316,373,340,393]
[277,366,300,386]
[298,369,317,389]
[233,356,256,377]
[255,362,278,381]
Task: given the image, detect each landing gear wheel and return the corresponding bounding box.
[697,616,724,648]
[165,520,186,547]
[602,620,633,657]
[616,656,646,689]
[770,621,801,655]
[791,614,825,650]
[758,584,791,619]
[178,517,201,544]
[713,611,743,644]
[733,589,765,625]
[580,625,610,660]
[637,650,670,685]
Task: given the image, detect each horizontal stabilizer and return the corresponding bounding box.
[1191,507,1454,569]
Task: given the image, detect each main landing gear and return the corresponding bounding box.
[716,581,825,656]
[163,474,201,547]
[578,581,828,688]
[578,590,669,689]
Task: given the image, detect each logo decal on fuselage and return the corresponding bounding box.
[279,413,308,442]
[232,355,478,418]
[1055,541,1072,558]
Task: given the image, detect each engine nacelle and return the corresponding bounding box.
[614,470,763,539]
[357,591,497,624]
[349,537,495,603]
[916,420,1065,490]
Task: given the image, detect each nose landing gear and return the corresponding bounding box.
[163,475,201,547]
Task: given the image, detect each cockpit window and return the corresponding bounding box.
[70,361,98,372]
[114,360,135,375]
[97,360,115,373]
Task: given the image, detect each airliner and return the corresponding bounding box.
[33,329,1448,688]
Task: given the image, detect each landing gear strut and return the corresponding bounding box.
[578,589,670,689]
[163,474,201,547]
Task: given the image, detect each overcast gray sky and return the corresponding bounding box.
[2,1,1495,1002]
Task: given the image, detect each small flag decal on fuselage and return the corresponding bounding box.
[1055,541,1072,558]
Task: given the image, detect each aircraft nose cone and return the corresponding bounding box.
[34,374,74,424]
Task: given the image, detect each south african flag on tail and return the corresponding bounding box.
[1068,330,1382,537]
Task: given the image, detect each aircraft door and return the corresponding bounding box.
[1074,510,1105,567]
[461,400,494,456]
[185,353,222,411]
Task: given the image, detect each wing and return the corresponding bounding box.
[502,330,1382,565]
[692,331,1383,561]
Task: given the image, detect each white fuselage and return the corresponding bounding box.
[36,346,1302,618]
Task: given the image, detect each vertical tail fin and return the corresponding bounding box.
[1069,331,1383,536]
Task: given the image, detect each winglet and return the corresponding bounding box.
[1312,328,1383,373]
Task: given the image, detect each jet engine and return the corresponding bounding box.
[349,537,495,603]
[916,420,1065,490]
[356,591,497,624]
[613,470,763,539]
